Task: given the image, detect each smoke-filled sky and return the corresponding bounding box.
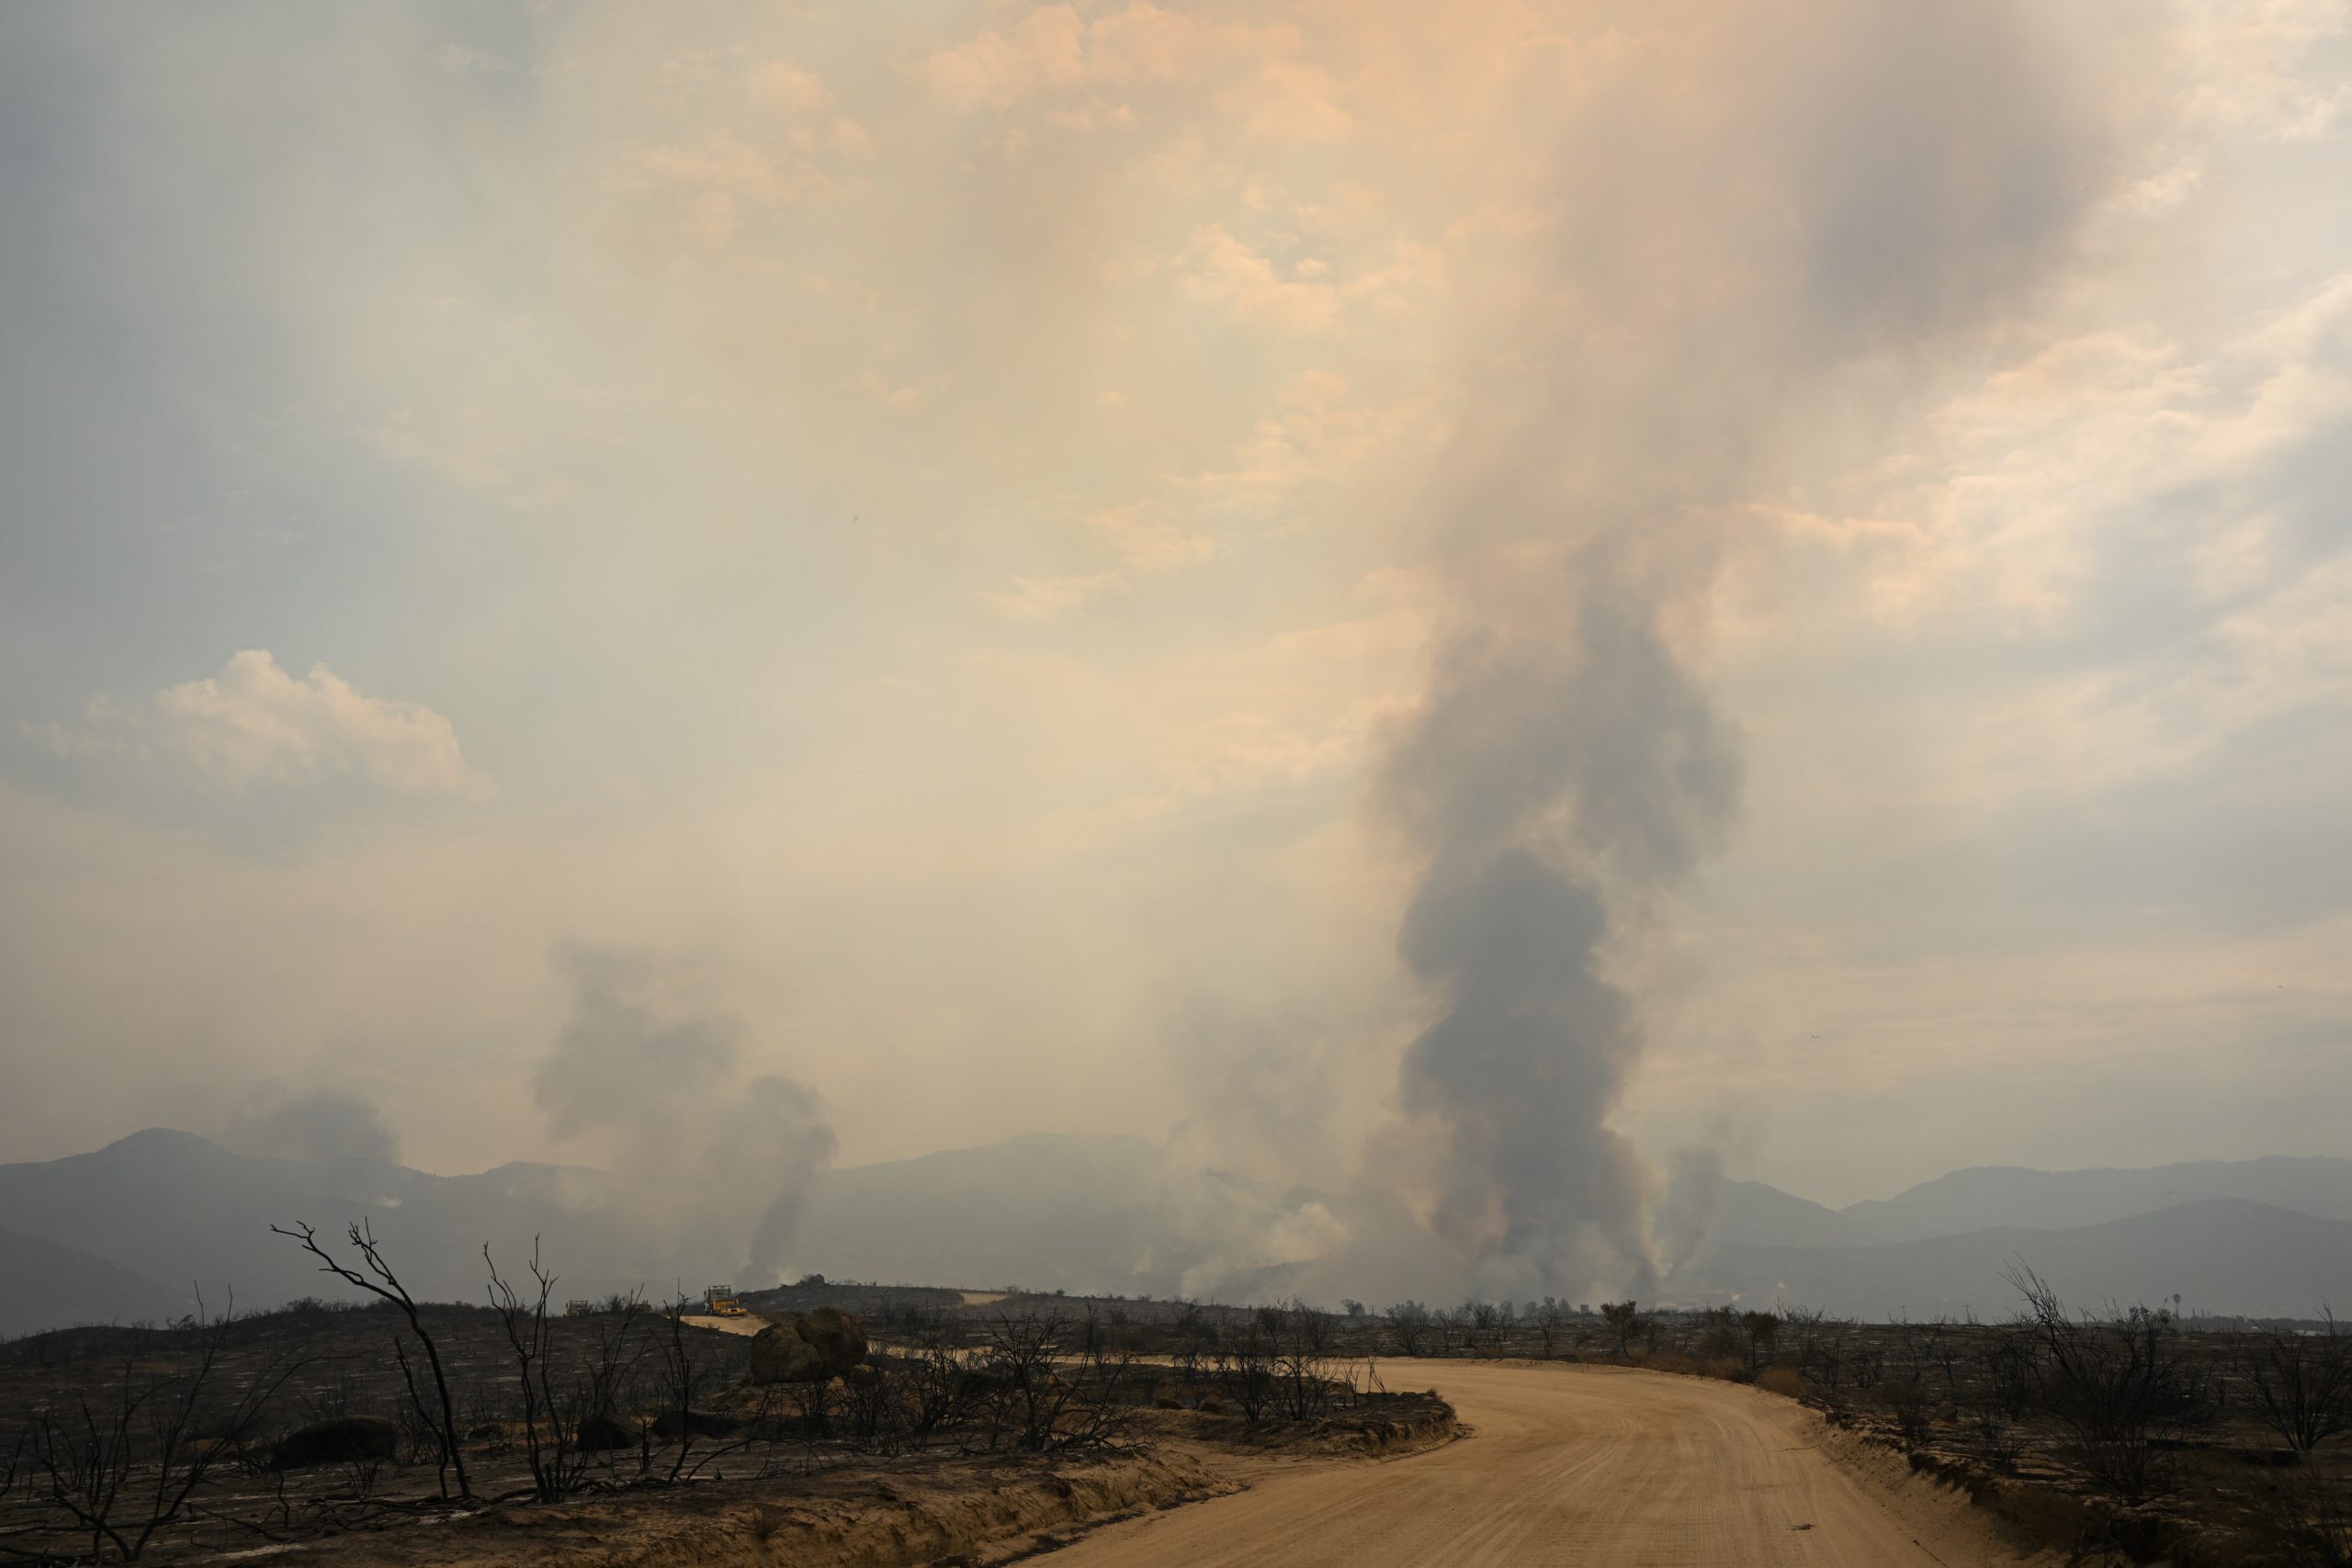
[4,1,2349,1242]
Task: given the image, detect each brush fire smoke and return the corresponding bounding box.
[534,947,835,1290]
[1348,0,2113,1302]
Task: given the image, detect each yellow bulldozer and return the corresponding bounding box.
[703,1285,750,1318]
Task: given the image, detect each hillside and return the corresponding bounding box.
[0,1129,623,1318]
[1659,1168,1851,1250]
[1669,1198,2352,1318]
[0,1226,181,1337]
[5,1130,2349,1336]
[1837,1155,2352,1243]
[1672,1154,2352,1252]
[0,1129,1340,1335]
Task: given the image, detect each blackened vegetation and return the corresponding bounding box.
[271,1222,468,1499]
[0,1288,755,1562]
[5,1295,308,1564]
[481,1238,647,1503]
[23,1237,2344,1567]
[0,1251,1429,1562]
[2001,1264,2212,1504]
[861,1297,1435,1453]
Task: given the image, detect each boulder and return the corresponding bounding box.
[748,1324,830,1383]
[797,1306,867,1368]
[747,1308,870,1385]
[272,1415,399,1470]
[572,1414,637,1451]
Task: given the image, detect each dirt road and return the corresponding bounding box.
[1040,1362,2030,1567]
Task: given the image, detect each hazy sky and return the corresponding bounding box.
[3,1,2348,1214]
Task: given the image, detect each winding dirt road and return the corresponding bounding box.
[1041,1362,2029,1567]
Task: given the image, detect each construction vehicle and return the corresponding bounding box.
[704,1285,750,1318]
[563,1299,594,1318]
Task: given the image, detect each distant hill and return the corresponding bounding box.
[1668,1199,2352,1319]
[1671,1155,2352,1252]
[1662,1154,2352,1315]
[1659,1168,1850,1250]
[0,1226,181,1338]
[1837,1156,2352,1243]
[0,1129,623,1323]
[0,1128,1340,1336]
[3,1130,2347,1336]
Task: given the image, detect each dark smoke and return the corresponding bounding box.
[534,947,835,1289]
[1383,556,1741,1296]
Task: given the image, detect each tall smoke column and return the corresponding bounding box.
[1365,0,2112,1300]
[1383,544,1739,1296]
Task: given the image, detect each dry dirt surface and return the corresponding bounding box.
[1038,1361,2055,1567]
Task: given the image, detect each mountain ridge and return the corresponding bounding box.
[1668,1197,2352,1319]
[2,1129,2346,1335]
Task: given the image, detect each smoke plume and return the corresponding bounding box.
[534,947,836,1290]
[1653,1145,1727,1278]
[1380,549,1740,1297]
[226,1087,401,1168]
[1362,0,2113,1302]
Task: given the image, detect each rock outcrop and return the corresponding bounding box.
[748,1306,869,1385]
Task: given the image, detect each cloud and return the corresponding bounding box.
[1082,502,1216,570]
[982,368,1430,619]
[1175,224,1342,333]
[750,60,833,116]
[826,117,876,160]
[980,506,1216,620]
[37,650,483,797]
[2170,0,2349,141]
[1170,226,1438,336]
[921,6,1087,107]
[1175,369,1434,513]
[858,368,944,412]
[985,570,1132,620]
[1729,269,2352,807]
[919,4,1297,111]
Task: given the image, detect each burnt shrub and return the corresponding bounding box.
[272,1416,399,1471]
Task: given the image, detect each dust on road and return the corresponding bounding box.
[1037,1360,2044,1567]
